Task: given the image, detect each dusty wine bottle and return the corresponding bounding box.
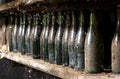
[85,10,104,73]
[48,12,56,63]
[112,8,120,74]
[62,12,70,66]
[43,12,51,61]
[8,15,14,51]
[32,14,41,59]
[40,13,47,59]
[12,13,18,52]
[55,12,64,65]
[21,13,27,54]
[25,14,32,55]
[74,11,85,70]
[17,14,23,52]
[68,11,77,68]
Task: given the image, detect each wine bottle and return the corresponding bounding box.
[55,12,64,65]
[68,11,77,68]
[8,15,14,51]
[21,13,27,54]
[85,10,104,73]
[40,13,47,59]
[48,12,56,63]
[43,12,51,61]
[62,12,70,66]
[112,8,120,74]
[25,14,32,55]
[74,11,85,70]
[17,14,23,52]
[32,14,41,59]
[12,13,18,52]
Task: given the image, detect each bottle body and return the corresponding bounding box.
[40,26,45,59]
[62,26,69,66]
[55,12,63,65]
[62,13,70,66]
[112,8,120,73]
[32,25,40,58]
[112,33,120,73]
[25,24,31,55]
[48,13,56,63]
[74,12,85,70]
[30,26,34,57]
[43,25,49,61]
[25,15,32,55]
[17,15,22,52]
[55,27,62,65]
[8,16,13,51]
[85,11,104,73]
[68,12,76,68]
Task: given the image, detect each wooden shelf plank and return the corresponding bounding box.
[0,45,120,79]
[0,0,22,11]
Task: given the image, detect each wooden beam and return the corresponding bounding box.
[0,45,120,79]
[0,0,22,11]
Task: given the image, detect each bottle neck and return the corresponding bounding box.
[23,14,26,25]
[79,11,85,28]
[42,14,47,27]
[33,15,38,26]
[115,8,120,33]
[66,13,70,27]
[47,13,50,27]
[20,15,23,25]
[15,17,17,25]
[28,15,31,25]
[52,14,55,26]
[58,12,64,27]
[71,12,76,28]
[10,16,13,25]
[90,10,98,29]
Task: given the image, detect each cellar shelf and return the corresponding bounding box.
[0,45,120,79]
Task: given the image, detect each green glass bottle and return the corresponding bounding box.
[85,10,104,73]
[8,15,14,51]
[32,14,41,59]
[74,11,85,70]
[17,14,23,52]
[55,12,64,65]
[48,12,56,63]
[40,13,47,59]
[25,14,32,55]
[43,13,51,61]
[112,8,120,74]
[30,14,34,57]
[68,11,77,68]
[12,13,18,52]
[21,13,27,54]
[62,12,70,66]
